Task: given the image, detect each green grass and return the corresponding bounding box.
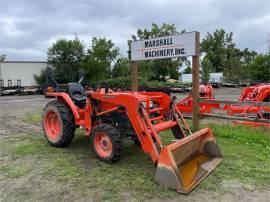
[0,165,31,178]
[202,124,270,190]
[1,124,269,200]
[22,111,42,124]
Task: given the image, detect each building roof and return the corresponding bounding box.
[0,61,47,63]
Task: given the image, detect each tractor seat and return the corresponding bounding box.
[68,83,86,108]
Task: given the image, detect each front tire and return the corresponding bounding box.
[43,100,75,147]
[91,124,123,163]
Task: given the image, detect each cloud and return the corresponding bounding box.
[0,0,269,60]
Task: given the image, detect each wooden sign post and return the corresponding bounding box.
[130,31,200,130]
[192,32,200,131]
[131,61,138,91]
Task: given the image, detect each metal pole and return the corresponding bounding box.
[131,61,138,91]
[192,32,200,131]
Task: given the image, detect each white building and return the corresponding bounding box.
[0,61,47,87]
[180,73,193,83]
[209,73,223,83]
[179,72,223,83]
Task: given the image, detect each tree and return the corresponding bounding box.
[224,46,258,82]
[83,37,119,82]
[47,35,85,83]
[223,46,243,81]
[238,48,257,80]
[183,66,192,74]
[112,57,130,77]
[128,23,186,81]
[34,69,46,86]
[240,48,257,65]
[201,58,212,83]
[201,29,257,82]
[249,54,270,82]
[201,29,235,73]
[137,61,155,79]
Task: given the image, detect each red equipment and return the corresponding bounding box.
[233,120,270,128]
[199,83,214,99]
[224,84,270,118]
[176,83,219,114]
[239,83,270,102]
[42,78,222,193]
[224,84,270,128]
[176,83,270,128]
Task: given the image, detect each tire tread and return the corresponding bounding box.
[92,124,123,163]
[43,100,75,147]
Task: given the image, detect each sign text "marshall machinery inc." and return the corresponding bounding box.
[131,32,197,61]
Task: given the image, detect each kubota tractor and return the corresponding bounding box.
[176,83,219,114]
[239,83,270,102]
[224,84,270,118]
[176,83,270,128]
[224,83,270,127]
[42,73,222,193]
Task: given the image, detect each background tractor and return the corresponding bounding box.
[176,83,270,128]
[176,83,219,114]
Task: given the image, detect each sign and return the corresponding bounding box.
[131,32,196,61]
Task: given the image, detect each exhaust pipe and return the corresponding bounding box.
[155,128,222,193]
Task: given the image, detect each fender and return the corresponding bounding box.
[45,92,92,135]
[46,92,80,120]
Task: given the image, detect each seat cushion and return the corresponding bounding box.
[68,83,86,108]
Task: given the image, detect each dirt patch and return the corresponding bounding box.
[0,95,49,136]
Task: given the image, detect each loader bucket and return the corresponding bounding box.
[155,128,222,193]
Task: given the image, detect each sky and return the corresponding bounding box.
[1,0,270,61]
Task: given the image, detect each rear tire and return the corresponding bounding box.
[91,124,123,163]
[43,100,75,147]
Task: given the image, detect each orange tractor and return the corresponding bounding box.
[176,83,219,114]
[225,83,270,115]
[238,83,270,102]
[42,73,222,193]
[224,83,270,127]
[176,83,270,128]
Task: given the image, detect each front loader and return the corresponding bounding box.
[42,74,222,193]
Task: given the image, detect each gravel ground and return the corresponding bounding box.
[0,95,50,136]
[0,88,269,202]
[172,87,242,100]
